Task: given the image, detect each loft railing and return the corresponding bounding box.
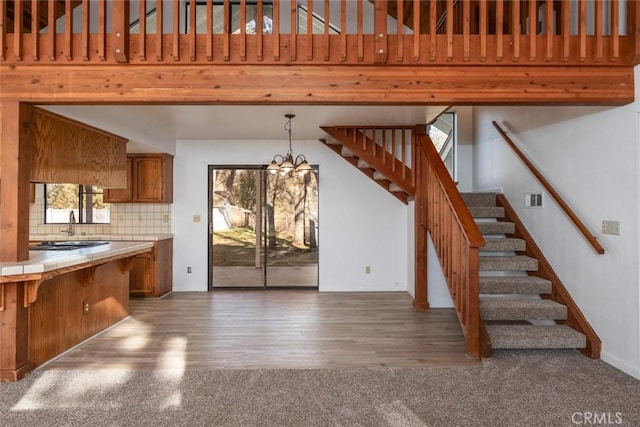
[1,0,638,66]
[492,121,605,255]
[414,125,486,358]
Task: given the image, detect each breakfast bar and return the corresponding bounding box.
[0,242,154,381]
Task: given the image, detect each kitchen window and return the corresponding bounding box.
[44,184,110,224]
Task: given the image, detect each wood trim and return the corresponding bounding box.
[0,0,5,61]
[0,65,633,106]
[492,121,605,254]
[497,194,601,359]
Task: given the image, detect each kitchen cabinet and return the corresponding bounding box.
[104,154,173,203]
[129,238,173,298]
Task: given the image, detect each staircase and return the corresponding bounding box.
[320,126,416,204]
[462,192,599,356]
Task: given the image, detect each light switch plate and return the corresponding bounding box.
[193,214,201,223]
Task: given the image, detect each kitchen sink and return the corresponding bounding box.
[30,241,110,251]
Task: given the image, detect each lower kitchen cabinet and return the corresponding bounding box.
[129,238,173,298]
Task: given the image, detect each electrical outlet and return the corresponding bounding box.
[162,214,170,223]
[193,215,201,223]
[602,220,620,235]
[138,214,144,222]
[525,192,543,208]
[82,300,90,315]
[365,266,371,274]
[187,266,192,274]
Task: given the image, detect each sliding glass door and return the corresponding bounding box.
[208,166,318,289]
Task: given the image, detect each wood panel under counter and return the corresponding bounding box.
[0,242,153,381]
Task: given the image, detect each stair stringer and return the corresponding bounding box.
[321,126,415,196]
[495,194,601,358]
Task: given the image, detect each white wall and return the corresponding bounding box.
[172,138,409,293]
[473,101,640,379]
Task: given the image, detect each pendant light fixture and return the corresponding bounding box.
[267,114,312,175]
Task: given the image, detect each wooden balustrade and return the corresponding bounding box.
[414,125,485,358]
[0,0,637,66]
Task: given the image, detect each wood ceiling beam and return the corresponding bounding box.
[0,65,633,106]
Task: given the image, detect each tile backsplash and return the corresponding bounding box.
[30,187,171,236]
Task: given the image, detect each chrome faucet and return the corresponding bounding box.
[68,211,76,236]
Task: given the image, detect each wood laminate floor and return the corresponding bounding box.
[46,291,480,370]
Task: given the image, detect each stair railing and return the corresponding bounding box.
[492,121,605,255]
[414,125,486,358]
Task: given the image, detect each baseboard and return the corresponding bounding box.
[476,186,504,194]
[601,351,640,380]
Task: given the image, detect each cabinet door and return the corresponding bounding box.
[133,157,165,202]
[129,252,156,297]
[103,158,133,203]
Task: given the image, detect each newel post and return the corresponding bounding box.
[413,125,429,311]
[113,0,130,63]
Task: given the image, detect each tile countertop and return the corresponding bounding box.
[0,241,155,277]
[29,234,174,242]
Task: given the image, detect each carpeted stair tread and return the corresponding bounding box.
[357,159,372,169]
[479,255,538,271]
[480,298,567,320]
[487,324,586,349]
[477,221,515,234]
[461,192,497,207]
[480,276,552,294]
[469,207,505,218]
[481,238,526,252]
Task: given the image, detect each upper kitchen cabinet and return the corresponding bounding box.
[104,154,173,203]
[30,108,128,188]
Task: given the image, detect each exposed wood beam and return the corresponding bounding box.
[0,65,633,106]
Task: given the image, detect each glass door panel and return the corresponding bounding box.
[265,169,319,288]
[210,167,265,288]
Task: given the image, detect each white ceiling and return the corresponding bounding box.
[43,105,447,153]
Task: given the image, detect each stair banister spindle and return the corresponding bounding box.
[492,121,605,255]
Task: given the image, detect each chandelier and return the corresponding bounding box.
[267,114,312,175]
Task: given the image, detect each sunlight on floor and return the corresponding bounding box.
[378,400,427,427]
[116,318,151,351]
[11,369,132,411]
[154,336,188,409]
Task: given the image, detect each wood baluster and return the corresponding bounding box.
[496,0,503,61]
[274,0,280,61]
[290,0,297,61]
[139,0,147,61]
[562,0,569,61]
[411,129,416,187]
[0,0,5,61]
[307,0,313,60]
[512,0,520,61]
[446,0,453,61]
[374,0,388,64]
[224,0,230,60]
[382,129,387,166]
[579,0,586,61]
[206,0,213,60]
[172,0,180,60]
[97,0,105,61]
[14,0,23,61]
[391,130,397,173]
[413,0,420,61]
[113,0,130,63]
[340,0,347,61]
[529,0,536,61]
[257,0,263,61]
[32,0,40,61]
[429,0,436,61]
[189,0,197,61]
[401,128,406,180]
[463,0,470,61]
[545,0,553,61]
[155,0,163,61]
[595,0,603,62]
[324,0,330,61]
[479,0,487,61]
[371,128,376,157]
[611,0,619,61]
[240,0,246,61]
[397,0,404,62]
[357,0,364,61]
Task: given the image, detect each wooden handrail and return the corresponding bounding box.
[414,125,484,358]
[492,121,605,255]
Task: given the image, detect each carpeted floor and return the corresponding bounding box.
[0,350,638,427]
